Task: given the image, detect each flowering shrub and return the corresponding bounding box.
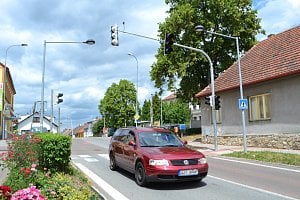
[11,185,45,200]
[4,134,41,170]
[0,185,11,200]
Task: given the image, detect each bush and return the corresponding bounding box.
[1,133,97,200]
[36,134,72,173]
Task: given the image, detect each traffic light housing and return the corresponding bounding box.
[164,33,174,54]
[111,25,119,46]
[56,93,63,104]
[204,96,212,106]
[215,96,221,110]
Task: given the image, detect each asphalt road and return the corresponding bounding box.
[71,137,300,200]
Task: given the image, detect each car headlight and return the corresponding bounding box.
[149,159,169,166]
[198,158,207,164]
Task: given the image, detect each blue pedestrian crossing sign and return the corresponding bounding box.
[239,99,248,110]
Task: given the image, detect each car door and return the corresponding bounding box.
[123,130,137,173]
[111,129,125,166]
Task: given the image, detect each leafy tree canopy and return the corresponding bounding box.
[151,0,265,102]
[98,79,137,128]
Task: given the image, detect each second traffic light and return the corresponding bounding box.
[56,93,63,104]
[164,33,174,54]
[111,25,119,46]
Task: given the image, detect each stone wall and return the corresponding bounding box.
[202,134,300,150]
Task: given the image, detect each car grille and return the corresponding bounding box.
[171,159,198,166]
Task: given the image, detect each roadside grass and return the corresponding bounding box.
[223,151,300,166]
[180,134,300,167]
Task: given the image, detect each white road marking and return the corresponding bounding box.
[98,154,109,160]
[84,158,99,162]
[211,156,300,173]
[78,155,92,158]
[73,162,130,200]
[209,175,298,200]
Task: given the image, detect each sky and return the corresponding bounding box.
[0,0,299,130]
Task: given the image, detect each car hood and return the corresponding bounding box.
[141,146,205,159]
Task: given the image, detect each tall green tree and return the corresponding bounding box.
[163,100,191,125]
[151,0,264,102]
[98,79,136,128]
[141,99,151,121]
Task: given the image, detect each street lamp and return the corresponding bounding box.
[40,39,95,132]
[2,43,28,139]
[173,42,218,151]
[195,25,247,152]
[128,52,139,127]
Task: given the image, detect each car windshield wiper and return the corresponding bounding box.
[140,145,161,147]
[162,144,180,147]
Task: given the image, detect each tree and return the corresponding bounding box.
[150,0,265,102]
[163,100,191,125]
[92,119,104,137]
[98,79,137,128]
[141,99,151,122]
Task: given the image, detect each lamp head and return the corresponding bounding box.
[84,39,96,45]
[21,44,28,46]
[195,25,205,32]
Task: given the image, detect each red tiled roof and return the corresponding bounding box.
[163,93,176,101]
[196,25,300,97]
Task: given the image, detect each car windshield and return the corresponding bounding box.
[139,131,183,147]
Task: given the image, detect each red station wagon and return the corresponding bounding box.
[109,127,208,186]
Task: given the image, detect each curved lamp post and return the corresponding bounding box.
[40,39,95,132]
[128,52,139,127]
[2,43,28,139]
[195,25,247,152]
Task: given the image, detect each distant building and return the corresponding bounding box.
[0,63,16,139]
[17,113,59,134]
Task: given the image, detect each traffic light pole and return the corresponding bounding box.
[173,43,218,151]
[112,27,218,150]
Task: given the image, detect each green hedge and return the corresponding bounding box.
[36,133,71,173]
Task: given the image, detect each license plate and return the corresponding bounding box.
[178,169,198,176]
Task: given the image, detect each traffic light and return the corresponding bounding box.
[204,96,212,107]
[215,95,221,110]
[164,33,174,54]
[56,93,63,104]
[111,25,119,46]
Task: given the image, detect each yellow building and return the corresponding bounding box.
[0,63,16,139]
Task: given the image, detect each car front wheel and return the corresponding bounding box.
[109,152,118,171]
[135,161,147,186]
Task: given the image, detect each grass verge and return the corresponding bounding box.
[223,151,300,166]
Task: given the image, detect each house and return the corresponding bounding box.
[0,63,16,139]
[17,113,59,134]
[196,26,300,149]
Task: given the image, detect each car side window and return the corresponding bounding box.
[128,131,136,143]
[112,129,123,141]
[120,129,129,143]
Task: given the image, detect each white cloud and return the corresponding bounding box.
[2,0,300,130]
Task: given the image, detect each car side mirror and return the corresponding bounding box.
[128,140,136,146]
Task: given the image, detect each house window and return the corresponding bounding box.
[33,117,40,123]
[210,109,222,124]
[249,93,271,121]
[216,110,222,123]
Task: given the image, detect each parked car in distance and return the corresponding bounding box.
[109,127,208,186]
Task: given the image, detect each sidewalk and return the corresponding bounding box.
[187,141,300,156]
[0,140,8,185]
